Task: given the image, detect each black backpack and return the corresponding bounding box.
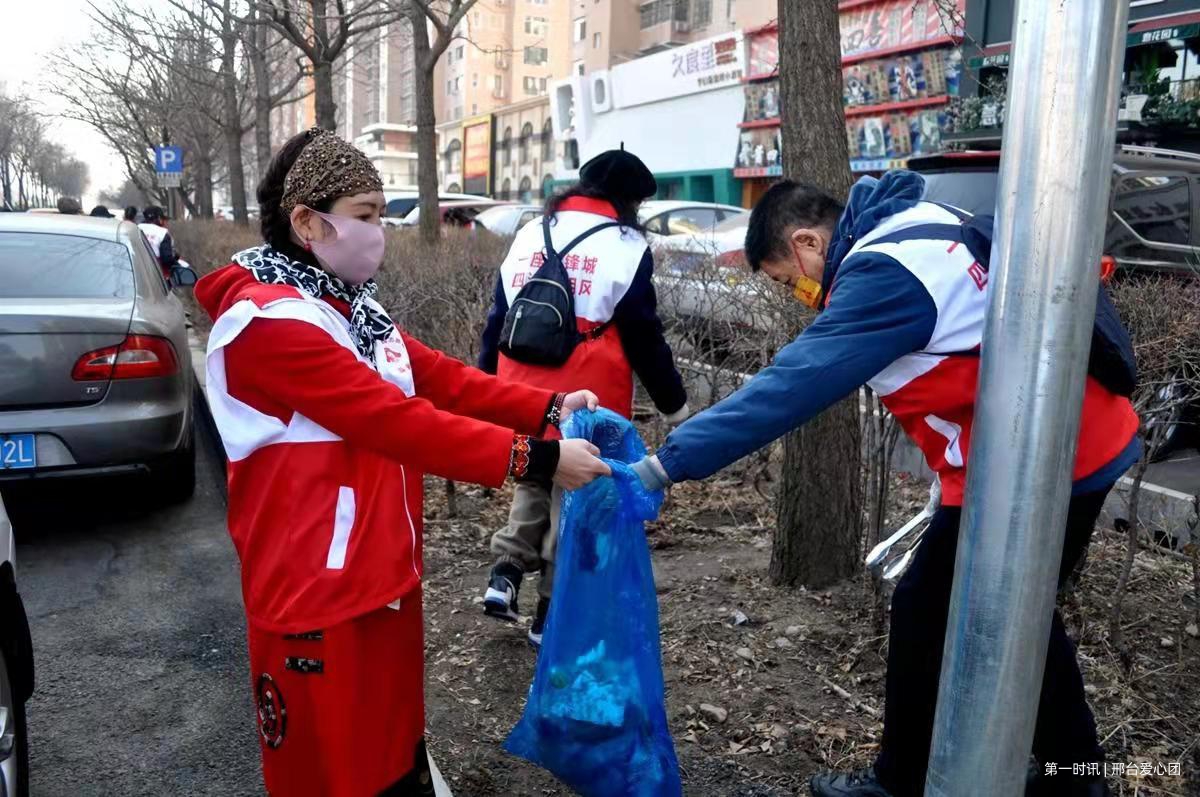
[951,208,1138,397]
[499,215,620,366]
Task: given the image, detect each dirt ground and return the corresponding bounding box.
[419,472,1199,797]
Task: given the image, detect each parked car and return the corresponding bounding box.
[911,145,1200,279]
[911,145,1200,458]
[473,204,543,237]
[398,199,510,228]
[0,493,32,797]
[382,191,489,226]
[0,214,197,502]
[639,200,746,238]
[653,212,750,274]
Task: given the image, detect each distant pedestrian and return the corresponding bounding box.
[89,205,115,218]
[124,206,138,222]
[138,205,180,276]
[56,197,82,215]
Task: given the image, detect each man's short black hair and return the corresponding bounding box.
[744,180,845,271]
[124,206,138,221]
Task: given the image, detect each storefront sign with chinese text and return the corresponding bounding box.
[610,30,745,109]
[1127,23,1200,47]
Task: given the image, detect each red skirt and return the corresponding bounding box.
[247,592,428,796]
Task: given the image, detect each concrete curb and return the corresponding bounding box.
[188,327,227,503]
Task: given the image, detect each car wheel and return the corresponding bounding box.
[152,437,196,505]
[1147,381,1197,463]
[0,647,29,797]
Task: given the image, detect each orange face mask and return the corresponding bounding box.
[789,236,825,309]
[792,274,823,308]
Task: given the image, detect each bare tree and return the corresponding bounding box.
[88,0,255,222]
[406,0,481,244]
[99,179,151,209]
[245,0,401,130]
[244,3,310,176]
[0,91,31,207]
[769,0,863,589]
[51,3,230,218]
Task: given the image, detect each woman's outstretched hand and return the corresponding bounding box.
[554,439,611,490]
[559,390,600,425]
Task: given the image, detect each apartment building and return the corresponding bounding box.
[567,0,776,75]
[434,0,571,123]
[435,0,571,195]
[339,23,422,191]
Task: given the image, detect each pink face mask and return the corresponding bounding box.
[301,208,386,285]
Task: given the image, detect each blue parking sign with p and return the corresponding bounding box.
[155,146,183,173]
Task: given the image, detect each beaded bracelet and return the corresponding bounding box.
[545,393,567,428]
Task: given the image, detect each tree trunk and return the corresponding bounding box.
[1,158,11,206]
[408,5,442,245]
[220,7,249,225]
[311,0,337,130]
[194,153,215,219]
[313,60,337,130]
[769,0,863,589]
[250,11,274,176]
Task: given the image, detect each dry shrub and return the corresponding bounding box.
[374,228,509,364]
[171,219,260,278]
[1106,274,1200,669]
[1108,275,1200,430]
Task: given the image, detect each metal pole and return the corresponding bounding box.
[924,2,1128,795]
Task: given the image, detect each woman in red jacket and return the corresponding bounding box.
[195,129,609,797]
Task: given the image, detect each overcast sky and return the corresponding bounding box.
[1,0,126,206]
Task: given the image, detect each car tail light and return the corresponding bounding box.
[1099,255,1117,283]
[72,335,180,381]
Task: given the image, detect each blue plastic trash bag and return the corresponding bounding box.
[505,409,682,797]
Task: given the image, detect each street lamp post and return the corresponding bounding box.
[924,2,1129,796]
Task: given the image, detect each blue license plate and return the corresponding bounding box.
[0,434,36,470]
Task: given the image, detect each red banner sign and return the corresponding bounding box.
[840,0,964,60]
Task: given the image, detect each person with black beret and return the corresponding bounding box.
[478,145,690,648]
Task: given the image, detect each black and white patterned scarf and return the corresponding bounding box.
[233,245,394,359]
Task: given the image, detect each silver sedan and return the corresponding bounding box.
[0,214,197,502]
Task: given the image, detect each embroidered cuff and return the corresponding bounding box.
[511,435,559,484]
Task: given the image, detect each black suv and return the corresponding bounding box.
[910,146,1198,458]
[911,146,1200,278]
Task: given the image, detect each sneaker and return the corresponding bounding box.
[483,562,523,622]
[809,767,893,797]
[528,597,550,649]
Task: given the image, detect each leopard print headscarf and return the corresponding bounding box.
[232,245,394,359]
[280,129,384,214]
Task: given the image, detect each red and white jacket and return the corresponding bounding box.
[196,265,554,634]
